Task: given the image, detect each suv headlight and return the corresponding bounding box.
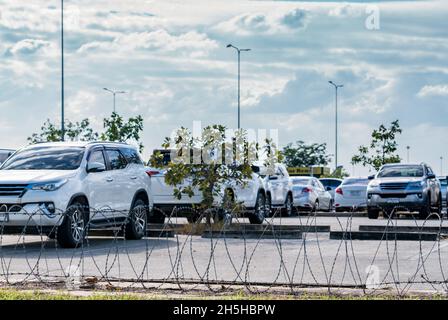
[408,181,425,189]
[368,182,379,188]
[31,179,68,192]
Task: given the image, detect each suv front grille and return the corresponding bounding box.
[0,184,28,197]
[380,183,408,191]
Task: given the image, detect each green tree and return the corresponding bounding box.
[150,125,281,211]
[28,119,98,144]
[351,120,402,171]
[28,112,144,151]
[282,141,331,167]
[100,112,144,152]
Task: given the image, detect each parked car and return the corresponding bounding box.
[145,166,202,223]
[215,163,269,224]
[366,163,442,219]
[319,178,342,199]
[334,177,370,212]
[0,149,14,165]
[260,163,294,217]
[438,176,447,208]
[291,176,333,212]
[0,142,153,248]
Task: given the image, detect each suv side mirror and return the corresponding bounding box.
[87,162,106,173]
[427,173,436,179]
[368,175,375,180]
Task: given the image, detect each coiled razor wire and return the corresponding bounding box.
[0,203,448,297]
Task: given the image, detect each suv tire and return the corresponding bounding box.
[418,195,431,220]
[282,194,294,217]
[367,208,379,219]
[57,201,88,248]
[125,198,148,240]
[248,191,266,224]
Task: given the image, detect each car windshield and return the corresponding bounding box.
[378,165,424,178]
[0,153,11,163]
[343,178,369,185]
[439,179,447,186]
[291,178,310,185]
[1,147,85,170]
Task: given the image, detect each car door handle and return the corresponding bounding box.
[130,176,137,180]
[106,177,114,182]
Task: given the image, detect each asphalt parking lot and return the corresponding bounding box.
[1,213,448,293]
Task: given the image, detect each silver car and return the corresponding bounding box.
[290,176,332,212]
[367,163,442,219]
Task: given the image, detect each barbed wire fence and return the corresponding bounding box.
[0,203,448,297]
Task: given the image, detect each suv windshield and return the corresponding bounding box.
[1,147,85,170]
[378,165,424,178]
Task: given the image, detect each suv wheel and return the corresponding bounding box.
[367,208,379,219]
[282,194,294,217]
[265,194,273,217]
[125,199,148,240]
[57,202,88,248]
[418,195,431,220]
[248,192,266,224]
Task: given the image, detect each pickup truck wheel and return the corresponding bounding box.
[57,202,88,248]
[248,192,266,224]
[367,208,379,219]
[125,199,148,240]
[433,194,443,215]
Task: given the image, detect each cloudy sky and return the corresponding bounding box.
[0,0,447,175]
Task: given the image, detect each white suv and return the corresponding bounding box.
[0,142,153,248]
[215,162,293,224]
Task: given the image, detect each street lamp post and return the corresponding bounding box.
[440,156,443,175]
[226,44,251,130]
[61,0,65,141]
[329,81,343,171]
[406,146,410,163]
[103,88,126,113]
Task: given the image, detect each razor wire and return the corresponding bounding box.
[0,202,448,297]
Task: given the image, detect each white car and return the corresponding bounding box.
[334,177,369,212]
[146,167,202,223]
[0,142,153,248]
[319,178,342,199]
[291,177,333,212]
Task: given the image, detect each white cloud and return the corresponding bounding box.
[328,4,363,18]
[214,9,309,36]
[417,84,448,98]
[5,39,57,57]
[77,29,218,57]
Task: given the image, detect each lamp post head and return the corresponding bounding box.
[226,44,232,48]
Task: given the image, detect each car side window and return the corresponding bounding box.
[106,149,127,170]
[88,150,106,167]
[120,148,143,165]
[427,166,434,176]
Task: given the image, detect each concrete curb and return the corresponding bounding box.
[330,230,439,241]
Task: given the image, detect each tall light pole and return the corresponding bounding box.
[61,0,65,141]
[329,81,343,171]
[103,88,126,113]
[227,44,251,130]
[406,146,410,163]
[440,156,443,175]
